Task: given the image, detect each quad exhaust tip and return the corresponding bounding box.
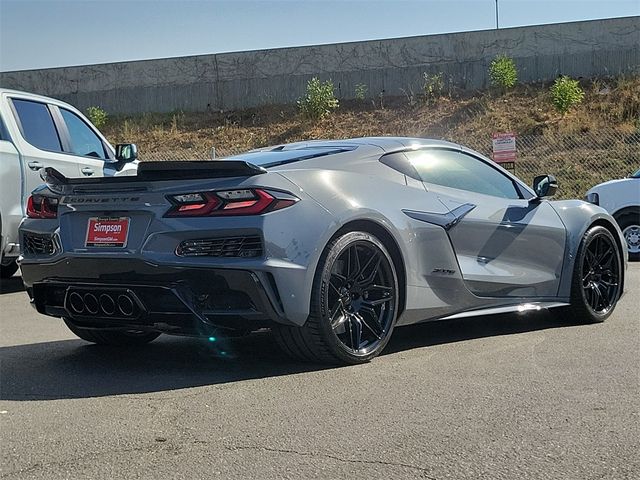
[83,293,99,315]
[99,293,116,316]
[66,290,138,317]
[68,292,85,314]
[117,294,135,316]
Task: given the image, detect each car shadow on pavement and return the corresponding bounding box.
[0,310,579,401]
[0,275,25,294]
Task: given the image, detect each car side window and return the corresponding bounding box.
[379,152,421,180]
[404,149,521,199]
[59,108,107,159]
[12,99,63,152]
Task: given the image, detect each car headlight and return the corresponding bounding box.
[584,192,599,205]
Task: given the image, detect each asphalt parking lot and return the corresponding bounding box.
[1,266,638,480]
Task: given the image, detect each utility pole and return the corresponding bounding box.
[495,0,499,29]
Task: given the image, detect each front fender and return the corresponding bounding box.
[549,200,627,298]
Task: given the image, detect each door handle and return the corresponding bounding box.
[81,167,94,176]
[27,161,43,171]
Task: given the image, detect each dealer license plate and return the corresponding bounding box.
[85,217,130,247]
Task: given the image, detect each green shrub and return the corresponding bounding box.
[550,76,585,113]
[422,72,444,103]
[297,77,339,120]
[86,106,108,128]
[354,83,368,101]
[489,55,518,90]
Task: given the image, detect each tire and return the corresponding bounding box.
[617,213,640,261]
[63,318,161,346]
[565,226,622,324]
[0,260,19,279]
[274,231,399,365]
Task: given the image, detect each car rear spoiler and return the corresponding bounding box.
[42,160,267,186]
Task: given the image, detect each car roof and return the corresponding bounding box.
[0,89,92,117]
[224,137,460,167]
[0,88,65,103]
[250,137,458,151]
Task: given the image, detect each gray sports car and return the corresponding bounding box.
[19,137,627,364]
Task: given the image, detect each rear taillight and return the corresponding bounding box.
[165,188,298,217]
[27,194,59,219]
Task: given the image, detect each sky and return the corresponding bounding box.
[0,0,638,72]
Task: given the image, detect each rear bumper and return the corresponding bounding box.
[21,257,290,335]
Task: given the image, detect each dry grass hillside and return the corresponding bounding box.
[102,76,639,198]
[103,76,639,158]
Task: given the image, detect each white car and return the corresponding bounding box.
[585,169,640,260]
[0,89,138,278]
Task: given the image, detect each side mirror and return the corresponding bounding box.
[115,143,138,162]
[532,174,558,199]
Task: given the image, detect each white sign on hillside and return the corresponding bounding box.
[492,132,517,166]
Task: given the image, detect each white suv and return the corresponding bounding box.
[585,169,640,260]
[0,89,137,278]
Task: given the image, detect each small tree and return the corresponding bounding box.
[422,72,444,103]
[354,83,368,101]
[297,77,339,120]
[550,76,585,113]
[86,106,108,128]
[489,55,518,91]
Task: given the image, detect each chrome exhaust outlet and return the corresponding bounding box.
[68,292,85,314]
[117,294,135,317]
[99,294,116,316]
[66,288,143,318]
[83,293,99,315]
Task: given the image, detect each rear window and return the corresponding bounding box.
[12,99,63,152]
[225,146,356,168]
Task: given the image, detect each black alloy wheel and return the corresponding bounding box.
[274,231,399,364]
[580,232,621,315]
[566,226,622,323]
[326,239,396,356]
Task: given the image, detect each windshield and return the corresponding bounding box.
[631,168,640,178]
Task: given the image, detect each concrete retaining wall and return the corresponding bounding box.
[1,16,638,114]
